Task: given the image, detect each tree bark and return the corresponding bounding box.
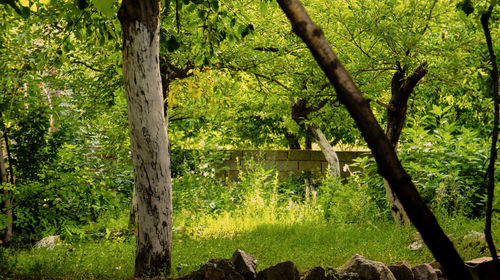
[382,61,427,225]
[481,4,499,268]
[118,0,173,277]
[276,1,472,279]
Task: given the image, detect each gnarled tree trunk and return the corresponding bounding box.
[380,61,427,225]
[291,98,340,177]
[118,0,173,277]
[276,1,472,279]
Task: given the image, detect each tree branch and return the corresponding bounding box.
[71,60,104,72]
[376,100,396,112]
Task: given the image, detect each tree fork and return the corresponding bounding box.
[275,0,472,279]
[383,61,427,225]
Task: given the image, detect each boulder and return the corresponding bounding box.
[257,261,300,280]
[338,254,396,280]
[466,256,500,280]
[302,266,328,280]
[176,258,245,280]
[301,267,361,280]
[231,249,258,280]
[388,261,414,280]
[412,264,437,280]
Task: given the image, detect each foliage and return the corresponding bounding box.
[0,246,16,279]
[350,105,497,217]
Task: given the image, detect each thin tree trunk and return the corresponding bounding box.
[481,4,499,268]
[118,0,173,277]
[0,136,12,244]
[380,61,427,225]
[276,1,472,279]
[309,126,340,177]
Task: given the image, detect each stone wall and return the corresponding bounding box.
[219,150,369,180]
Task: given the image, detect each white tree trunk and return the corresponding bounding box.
[310,126,341,177]
[119,1,173,275]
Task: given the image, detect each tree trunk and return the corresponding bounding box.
[291,98,340,176]
[381,62,427,225]
[309,126,340,177]
[276,1,472,279]
[0,137,12,244]
[285,132,301,149]
[118,0,173,277]
[481,4,499,269]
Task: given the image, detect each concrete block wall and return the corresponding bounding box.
[219,150,369,180]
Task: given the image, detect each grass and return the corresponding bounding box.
[7,209,499,279]
[5,164,499,279]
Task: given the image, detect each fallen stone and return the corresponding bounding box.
[412,264,437,280]
[466,256,500,280]
[231,249,257,280]
[257,261,300,280]
[338,254,396,280]
[176,258,244,280]
[302,266,328,280]
[388,261,414,280]
[34,235,62,250]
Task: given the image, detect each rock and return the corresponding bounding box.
[257,261,300,280]
[176,258,244,280]
[34,235,62,250]
[412,264,437,280]
[388,261,414,280]
[434,269,443,279]
[408,241,423,251]
[231,249,257,280]
[428,261,441,270]
[338,254,396,280]
[301,266,362,280]
[302,266,328,280]
[466,256,500,280]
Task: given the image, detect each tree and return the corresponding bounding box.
[480,2,499,269]
[117,0,173,277]
[275,0,473,279]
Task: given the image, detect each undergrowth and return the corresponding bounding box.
[5,155,500,279]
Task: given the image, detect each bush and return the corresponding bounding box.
[349,105,497,217]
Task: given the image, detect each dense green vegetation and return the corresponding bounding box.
[0,0,498,279]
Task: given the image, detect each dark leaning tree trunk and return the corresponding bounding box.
[118,0,173,277]
[275,0,472,279]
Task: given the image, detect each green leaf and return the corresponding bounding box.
[91,0,116,17]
